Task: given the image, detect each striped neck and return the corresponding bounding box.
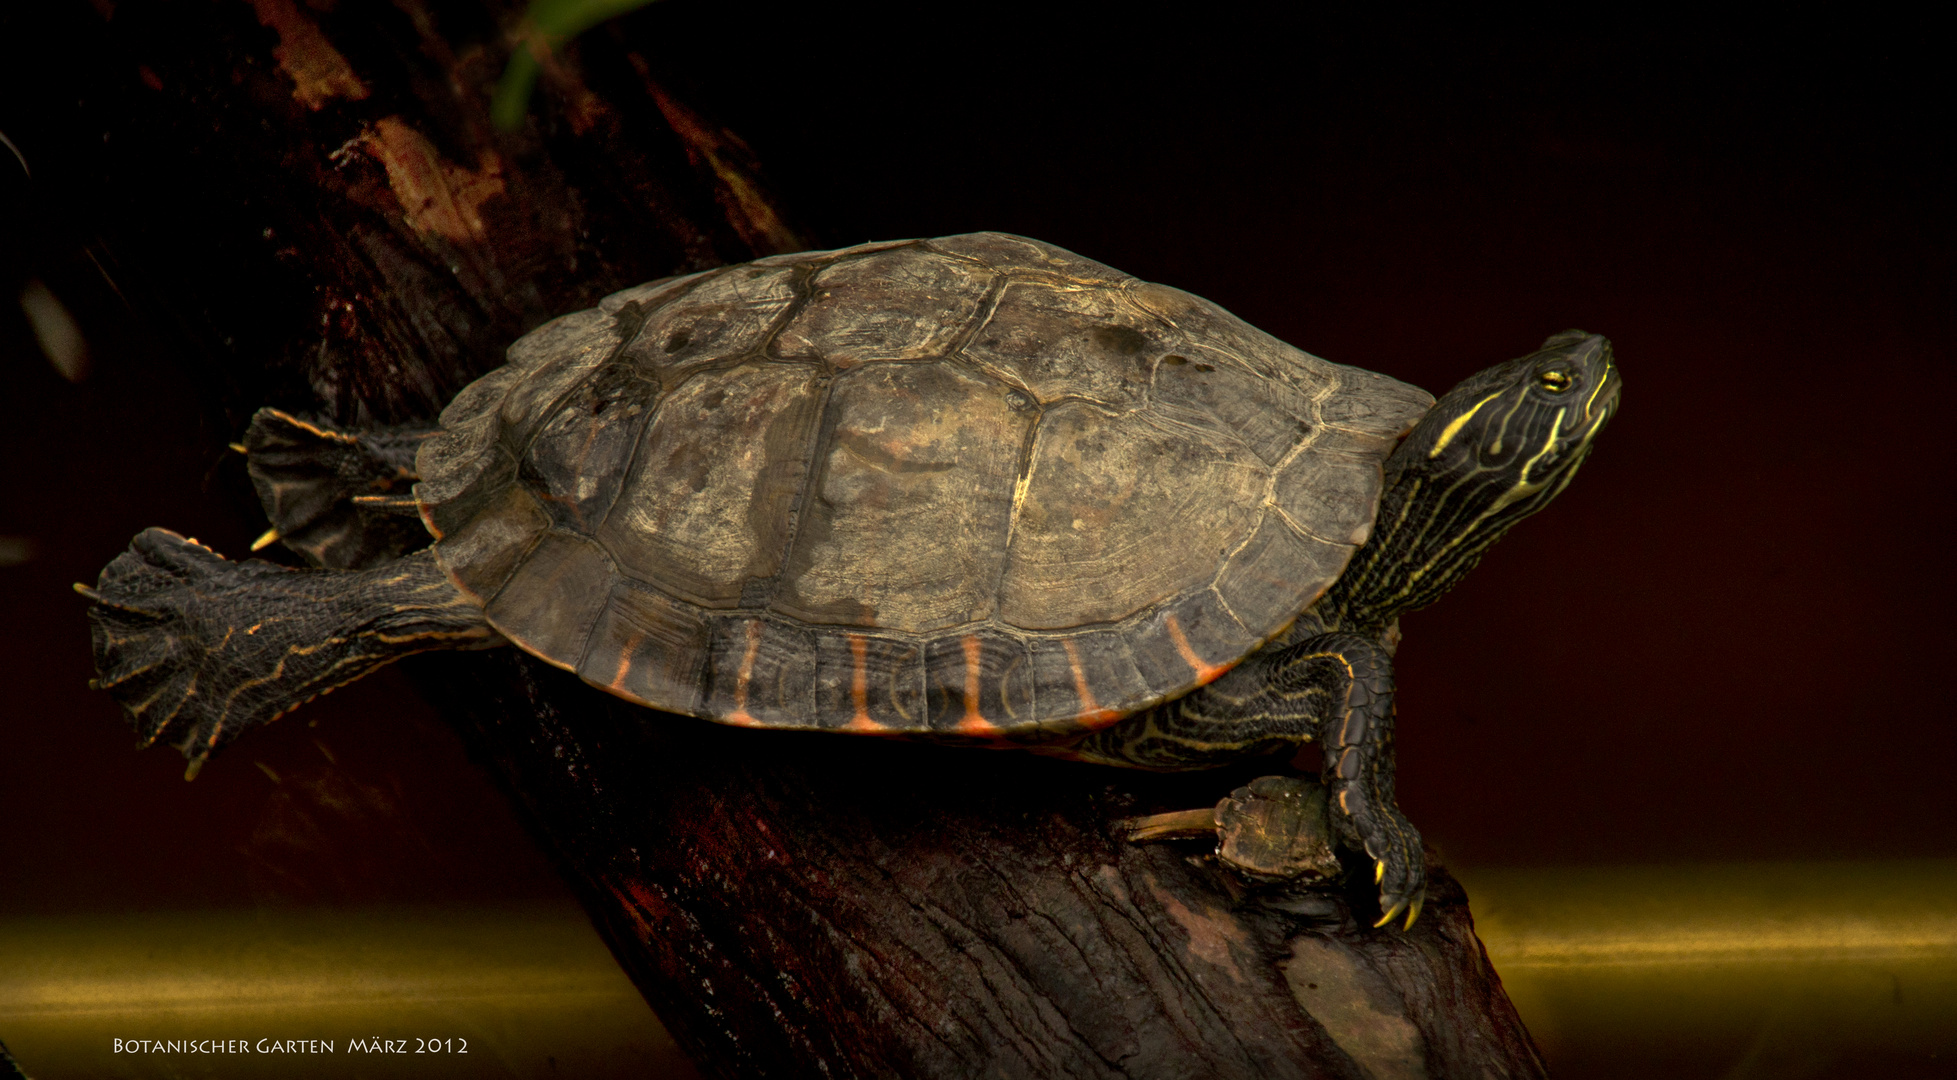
[1314,331,1619,633]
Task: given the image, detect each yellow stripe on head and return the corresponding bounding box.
[1427,390,1504,458]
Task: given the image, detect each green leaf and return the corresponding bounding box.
[491,0,666,132]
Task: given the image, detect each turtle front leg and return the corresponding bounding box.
[1079,630,1426,927]
[1293,632,1425,929]
[78,530,500,777]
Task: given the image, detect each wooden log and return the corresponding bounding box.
[424,650,1546,1078]
[45,1,1546,1074]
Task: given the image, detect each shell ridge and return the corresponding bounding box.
[742,370,841,614]
[476,525,551,615]
[510,299,656,463]
[754,261,823,366]
[1266,500,1360,550]
[943,272,1012,362]
[584,378,673,539]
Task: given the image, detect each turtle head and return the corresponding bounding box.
[1400,329,1620,501]
[1322,331,1621,628]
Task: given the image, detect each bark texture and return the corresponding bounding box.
[30,2,1547,1076]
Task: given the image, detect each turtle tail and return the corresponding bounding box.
[242,408,437,570]
[79,529,500,777]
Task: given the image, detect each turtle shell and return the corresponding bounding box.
[413,234,1432,739]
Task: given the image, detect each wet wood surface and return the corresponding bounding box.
[35,2,1546,1075]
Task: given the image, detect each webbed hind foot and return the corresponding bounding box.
[242,409,437,570]
[80,529,497,775]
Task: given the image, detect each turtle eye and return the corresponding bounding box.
[1537,369,1573,392]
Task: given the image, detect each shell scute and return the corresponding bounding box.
[598,363,823,608]
[580,581,711,716]
[1151,353,1314,467]
[961,281,1163,410]
[521,369,657,533]
[810,632,925,732]
[436,475,546,602]
[1127,588,1257,694]
[927,233,1134,285]
[1212,515,1351,633]
[770,361,1030,634]
[701,616,817,727]
[483,531,613,665]
[1272,451,1388,548]
[773,246,994,368]
[1316,374,1436,450]
[996,400,1266,630]
[1021,630,1151,733]
[417,365,523,507]
[922,631,1035,734]
[621,263,801,376]
[598,269,712,315]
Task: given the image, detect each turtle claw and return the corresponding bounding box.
[1328,780,1426,930]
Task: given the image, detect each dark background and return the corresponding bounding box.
[1,0,1950,920]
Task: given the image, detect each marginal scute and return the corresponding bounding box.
[922,631,1034,733]
[483,530,615,668]
[423,444,517,541]
[997,401,1267,629]
[1127,588,1257,694]
[773,247,993,368]
[702,616,817,727]
[1022,630,1152,731]
[579,582,711,716]
[600,363,823,608]
[1317,374,1435,448]
[416,365,523,505]
[433,480,548,602]
[771,362,1031,633]
[810,633,924,731]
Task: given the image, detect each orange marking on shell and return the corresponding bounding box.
[955,635,1000,734]
[725,620,764,727]
[1061,638,1122,726]
[1164,613,1231,685]
[844,634,880,731]
[609,632,644,692]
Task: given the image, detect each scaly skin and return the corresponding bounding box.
[81,530,498,778]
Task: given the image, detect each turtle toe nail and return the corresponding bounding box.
[1373,900,1407,929]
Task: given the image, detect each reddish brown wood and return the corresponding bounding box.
[32,2,1547,1075]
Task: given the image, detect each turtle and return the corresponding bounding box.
[79,232,1620,929]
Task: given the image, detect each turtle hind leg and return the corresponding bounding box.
[242,408,438,570]
[81,528,499,776]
